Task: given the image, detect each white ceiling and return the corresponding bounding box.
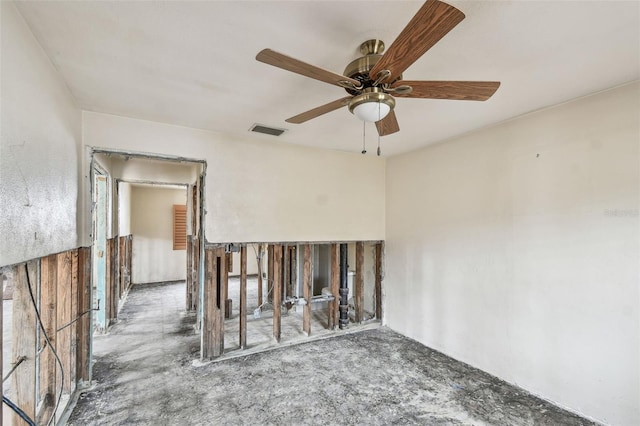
[16,0,640,156]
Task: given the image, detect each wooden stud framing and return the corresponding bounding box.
[56,250,72,394]
[329,244,339,330]
[69,250,79,393]
[302,244,312,336]
[11,261,38,425]
[223,252,230,319]
[355,242,364,323]
[1,267,3,423]
[257,245,263,307]
[239,245,247,349]
[39,254,57,405]
[272,244,282,342]
[77,247,91,382]
[375,242,383,320]
[202,248,223,358]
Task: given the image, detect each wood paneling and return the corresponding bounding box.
[11,262,37,424]
[77,247,91,382]
[39,254,57,404]
[56,251,72,394]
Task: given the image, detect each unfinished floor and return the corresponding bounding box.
[67,281,594,425]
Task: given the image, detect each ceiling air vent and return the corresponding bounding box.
[249,124,287,137]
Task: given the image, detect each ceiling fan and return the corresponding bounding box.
[256,0,500,137]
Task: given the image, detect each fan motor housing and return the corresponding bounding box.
[343,40,401,95]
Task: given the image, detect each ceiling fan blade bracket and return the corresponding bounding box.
[384,84,413,95]
[372,70,392,87]
[338,80,363,91]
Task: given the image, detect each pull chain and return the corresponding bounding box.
[361,120,367,154]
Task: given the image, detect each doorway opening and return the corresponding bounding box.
[89,149,206,372]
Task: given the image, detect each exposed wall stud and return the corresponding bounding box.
[302,244,312,336]
[329,244,339,330]
[40,254,57,404]
[11,262,37,424]
[355,242,364,323]
[375,242,383,320]
[273,245,282,342]
[240,245,247,349]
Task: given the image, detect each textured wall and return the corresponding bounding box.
[385,82,639,425]
[1,2,81,266]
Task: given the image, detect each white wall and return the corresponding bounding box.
[0,2,81,266]
[385,82,639,426]
[81,112,386,245]
[130,185,187,284]
[118,182,132,235]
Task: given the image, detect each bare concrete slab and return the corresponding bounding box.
[67,281,595,426]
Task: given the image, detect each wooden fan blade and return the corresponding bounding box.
[257,49,360,88]
[375,110,400,136]
[286,97,352,124]
[369,0,465,84]
[393,81,500,101]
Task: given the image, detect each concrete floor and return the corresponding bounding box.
[68,281,595,425]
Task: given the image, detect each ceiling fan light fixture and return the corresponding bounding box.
[348,88,395,122]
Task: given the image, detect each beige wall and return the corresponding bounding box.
[385,82,639,426]
[0,2,81,266]
[81,111,386,245]
[130,185,187,284]
[228,244,261,277]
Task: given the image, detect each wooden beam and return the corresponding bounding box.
[239,245,247,349]
[283,244,288,298]
[223,252,230,320]
[302,244,312,336]
[76,247,91,382]
[39,254,57,405]
[355,242,364,323]
[375,242,383,320]
[11,262,37,424]
[1,267,3,423]
[202,248,219,358]
[126,235,132,291]
[272,244,282,342]
[70,250,78,393]
[57,251,73,394]
[329,243,339,330]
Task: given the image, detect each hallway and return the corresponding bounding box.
[67,282,593,425]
